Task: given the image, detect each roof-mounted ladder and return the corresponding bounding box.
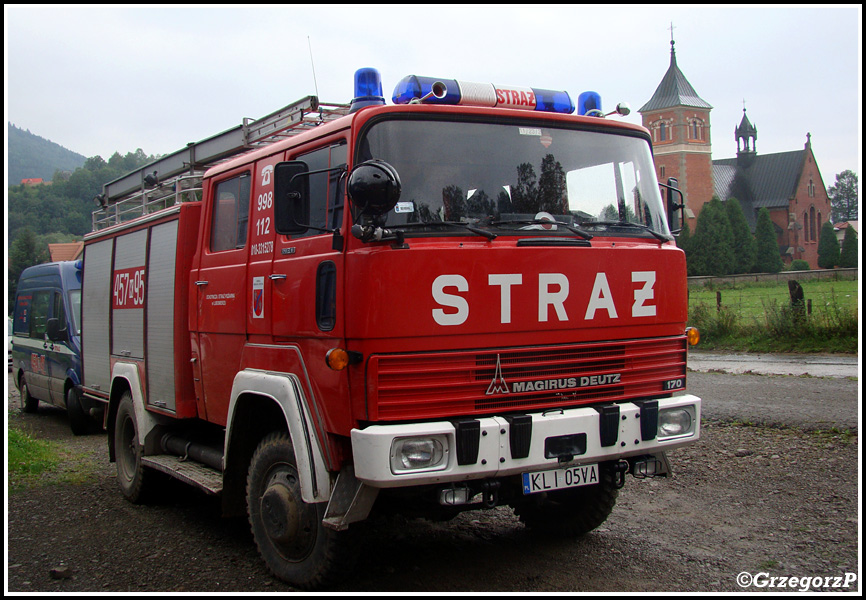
[92,96,349,231]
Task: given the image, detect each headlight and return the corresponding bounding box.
[390,436,447,474]
[658,406,696,439]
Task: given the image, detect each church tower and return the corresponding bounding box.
[639,36,714,223]
[735,107,757,167]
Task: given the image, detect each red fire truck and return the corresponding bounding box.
[81,68,701,589]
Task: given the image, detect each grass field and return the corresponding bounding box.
[687,276,859,353]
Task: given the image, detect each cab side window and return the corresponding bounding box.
[295,143,347,238]
[29,290,52,338]
[210,173,252,251]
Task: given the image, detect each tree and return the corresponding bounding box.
[838,226,857,268]
[689,198,735,276]
[675,221,695,275]
[754,208,783,273]
[817,220,841,269]
[724,197,756,274]
[828,170,858,222]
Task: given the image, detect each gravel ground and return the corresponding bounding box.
[5,369,861,593]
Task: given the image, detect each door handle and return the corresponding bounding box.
[195,280,209,286]
[269,274,287,281]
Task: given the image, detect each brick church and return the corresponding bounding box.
[639,38,832,269]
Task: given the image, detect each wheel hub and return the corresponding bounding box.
[261,482,298,544]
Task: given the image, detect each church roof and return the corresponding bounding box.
[713,150,806,228]
[639,41,712,112]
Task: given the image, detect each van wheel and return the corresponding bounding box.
[67,387,94,435]
[115,391,149,503]
[19,378,38,413]
[247,432,352,590]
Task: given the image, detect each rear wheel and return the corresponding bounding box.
[247,432,352,590]
[114,391,149,503]
[19,377,38,413]
[513,465,620,537]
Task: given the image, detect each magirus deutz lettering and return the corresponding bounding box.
[509,373,622,394]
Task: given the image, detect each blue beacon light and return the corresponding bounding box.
[577,91,603,116]
[392,74,575,114]
[349,67,386,113]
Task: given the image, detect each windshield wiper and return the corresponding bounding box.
[491,219,593,241]
[393,221,497,240]
[580,221,671,242]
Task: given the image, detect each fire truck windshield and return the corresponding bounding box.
[357,117,671,239]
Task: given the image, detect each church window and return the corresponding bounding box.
[659,122,668,142]
[808,178,815,198]
[660,166,665,180]
[809,206,817,242]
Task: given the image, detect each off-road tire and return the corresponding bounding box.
[247,432,353,590]
[513,465,620,537]
[114,391,149,503]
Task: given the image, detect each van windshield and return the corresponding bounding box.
[357,117,670,238]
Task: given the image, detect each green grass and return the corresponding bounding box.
[7,425,97,491]
[8,426,62,489]
[688,278,858,353]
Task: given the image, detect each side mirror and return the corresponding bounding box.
[663,177,685,233]
[274,161,311,235]
[347,160,401,217]
[46,318,68,342]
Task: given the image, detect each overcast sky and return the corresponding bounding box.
[4,4,862,187]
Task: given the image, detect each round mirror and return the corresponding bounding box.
[347,160,401,216]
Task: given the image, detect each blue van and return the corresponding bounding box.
[11,260,101,434]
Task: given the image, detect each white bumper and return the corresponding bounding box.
[351,395,701,488]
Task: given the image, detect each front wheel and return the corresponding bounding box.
[247,432,353,590]
[67,387,98,435]
[513,465,620,537]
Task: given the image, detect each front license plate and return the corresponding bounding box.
[522,463,599,495]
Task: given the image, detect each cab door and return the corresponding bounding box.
[194,169,252,426]
[246,156,283,341]
[271,141,347,340]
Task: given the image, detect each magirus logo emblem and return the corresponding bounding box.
[485,355,509,395]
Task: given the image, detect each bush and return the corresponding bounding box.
[788,259,811,271]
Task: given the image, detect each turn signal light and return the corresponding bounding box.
[686,327,700,346]
[326,348,350,371]
[326,348,362,370]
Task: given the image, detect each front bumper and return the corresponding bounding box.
[351,394,700,488]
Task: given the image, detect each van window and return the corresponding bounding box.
[29,290,52,338]
[210,173,252,252]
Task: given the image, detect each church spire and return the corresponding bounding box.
[639,32,712,112]
[736,104,757,165]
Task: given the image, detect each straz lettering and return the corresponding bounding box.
[510,374,621,394]
[432,271,657,326]
[495,87,537,109]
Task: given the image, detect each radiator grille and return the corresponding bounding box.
[368,337,687,420]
